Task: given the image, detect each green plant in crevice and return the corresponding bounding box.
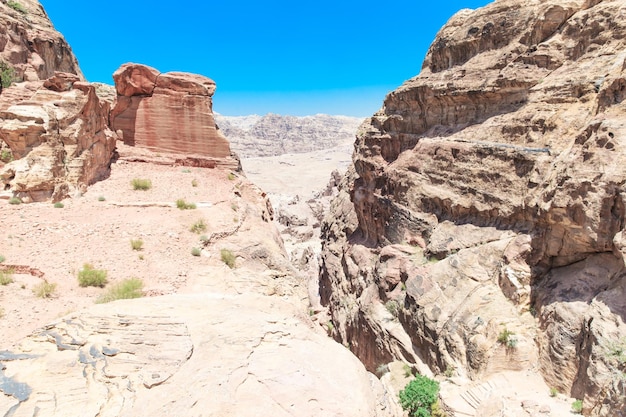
[1,148,13,163]
[7,1,27,14]
[399,374,440,417]
[571,399,583,414]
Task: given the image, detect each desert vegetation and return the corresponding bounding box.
[131,178,152,190]
[399,374,441,417]
[220,249,236,268]
[176,199,196,210]
[77,264,108,287]
[130,239,144,251]
[33,281,57,298]
[0,268,14,285]
[96,278,143,303]
[190,219,207,234]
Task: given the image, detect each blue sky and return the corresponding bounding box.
[40,1,490,116]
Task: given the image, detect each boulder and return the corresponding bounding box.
[111,63,237,169]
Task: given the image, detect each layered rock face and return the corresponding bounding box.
[0,72,117,201]
[320,0,626,415]
[111,63,237,169]
[215,113,363,158]
[0,0,82,82]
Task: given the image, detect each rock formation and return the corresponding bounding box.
[320,0,626,415]
[0,0,82,82]
[215,113,363,158]
[0,72,116,201]
[111,63,238,170]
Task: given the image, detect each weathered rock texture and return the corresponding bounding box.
[320,0,626,415]
[0,72,116,201]
[0,294,390,417]
[0,0,82,82]
[111,63,238,169]
[215,113,363,158]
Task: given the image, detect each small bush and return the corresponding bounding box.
[399,374,440,417]
[33,281,57,298]
[181,168,191,173]
[77,263,108,287]
[227,172,236,181]
[549,387,558,397]
[385,300,400,318]
[497,327,517,348]
[0,268,14,285]
[53,202,64,208]
[376,363,390,376]
[97,196,106,202]
[190,219,207,234]
[131,178,152,190]
[191,247,201,257]
[130,239,144,251]
[96,278,143,304]
[191,179,198,187]
[7,1,27,14]
[176,199,196,210]
[8,197,21,205]
[403,363,414,378]
[0,149,13,163]
[220,249,235,268]
[572,399,583,414]
[0,254,5,263]
[199,235,209,243]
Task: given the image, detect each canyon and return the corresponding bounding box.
[1,0,625,416]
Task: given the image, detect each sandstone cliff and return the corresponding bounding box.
[111,63,238,170]
[320,0,626,415]
[216,113,363,158]
[0,72,117,201]
[0,0,82,82]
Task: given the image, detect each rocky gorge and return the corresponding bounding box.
[0,0,625,416]
[320,0,626,415]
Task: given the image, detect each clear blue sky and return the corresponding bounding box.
[40,0,490,117]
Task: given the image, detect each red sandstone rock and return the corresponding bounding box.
[110,63,235,168]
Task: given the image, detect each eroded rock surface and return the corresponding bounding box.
[0,0,82,82]
[111,63,238,170]
[0,72,117,201]
[320,0,626,415]
[0,294,389,417]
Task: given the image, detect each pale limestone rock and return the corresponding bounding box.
[0,293,392,417]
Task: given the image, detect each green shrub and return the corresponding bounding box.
[385,300,400,318]
[97,196,106,202]
[190,219,207,234]
[96,278,143,304]
[131,178,152,190]
[549,387,558,397]
[572,399,583,414]
[176,199,196,210]
[0,254,5,263]
[130,239,144,251]
[199,235,209,243]
[7,1,27,14]
[77,263,108,287]
[1,149,13,162]
[0,268,14,285]
[33,281,57,298]
[191,247,201,257]
[53,202,64,208]
[399,374,440,417]
[8,197,21,205]
[191,179,198,187]
[220,249,235,268]
[0,60,16,89]
[227,172,236,181]
[497,327,517,348]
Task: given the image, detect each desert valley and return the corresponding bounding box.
[1,0,626,416]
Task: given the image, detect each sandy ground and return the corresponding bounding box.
[0,157,245,346]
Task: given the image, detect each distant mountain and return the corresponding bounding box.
[215,113,364,158]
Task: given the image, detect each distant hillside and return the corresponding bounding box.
[215,113,363,158]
